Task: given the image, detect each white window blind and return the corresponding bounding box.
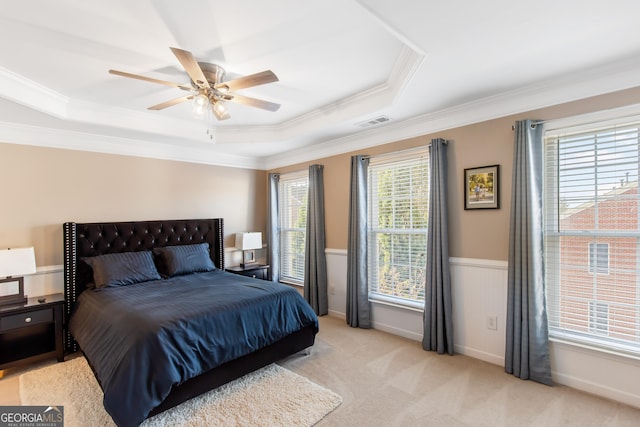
[367,147,429,307]
[544,119,640,356]
[278,171,308,285]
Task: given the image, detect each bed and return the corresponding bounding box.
[63,218,318,427]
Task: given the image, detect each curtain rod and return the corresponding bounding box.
[363,144,430,160]
[511,106,640,130]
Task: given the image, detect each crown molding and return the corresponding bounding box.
[353,0,426,57]
[386,44,426,102]
[0,67,69,118]
[262,56,640,169]
[0,121,262,169]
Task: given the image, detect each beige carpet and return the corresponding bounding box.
[19,356,341,427]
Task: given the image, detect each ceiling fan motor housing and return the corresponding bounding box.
[197,62,226,87]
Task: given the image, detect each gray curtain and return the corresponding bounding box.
[505,119,552,385]
[422,138,454,355]
[304,164,328,315]
[346,155,371,328]
[267,173,280,283]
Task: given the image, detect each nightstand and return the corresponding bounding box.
[0,293,64,369]
[226,264,270,280]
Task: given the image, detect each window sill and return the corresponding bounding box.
[549,333,640,363]
[280,279,303,287]
[369,295,424,313]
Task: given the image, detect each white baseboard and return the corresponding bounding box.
[454,344,505,366]
[372,320,422,342]
[552,371,640,409]
[327,309,345,319]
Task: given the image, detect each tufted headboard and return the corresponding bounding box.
[63,218,224,352]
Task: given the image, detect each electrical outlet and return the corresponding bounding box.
[487,316,498,331]
[329,285,336,295]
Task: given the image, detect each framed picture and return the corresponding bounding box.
[464,164,500,210]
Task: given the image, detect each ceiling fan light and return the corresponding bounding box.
[211,101,230,121]
[192,94,210,117]
[193,93,208,106]
[213,102,225,115]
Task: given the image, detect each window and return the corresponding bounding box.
[278,171,308,285]
[367,147,429,308]
[544,117,640,356]
[588,242,609,274]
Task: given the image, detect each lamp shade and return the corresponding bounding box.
[235,232,262,250]
[0,247,37,278]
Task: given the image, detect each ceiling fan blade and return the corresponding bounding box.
[218,70,278,91]
[212,102,230,120]
[228,93,280,112]
[108,69,192,91]
[147,95,194,110]
[170,47,210,89]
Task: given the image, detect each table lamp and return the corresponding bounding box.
[0,247,36,306]
[235,232,262,267]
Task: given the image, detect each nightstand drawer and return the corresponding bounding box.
[0,308,53,331]
[249,269,267,280]
[226,264,270,281]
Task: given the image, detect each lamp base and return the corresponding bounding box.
[240,250,257,268]
[0,276,28,307]
[0,296,27,307]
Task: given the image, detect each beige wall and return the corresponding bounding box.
[0,144,267,267]
[269,86,640,261]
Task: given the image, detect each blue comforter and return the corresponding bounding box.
[68,270,318,427]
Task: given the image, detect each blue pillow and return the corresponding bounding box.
[153,243,216,277]
[82,251,161,288]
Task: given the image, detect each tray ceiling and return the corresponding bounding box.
[2,0,640,169]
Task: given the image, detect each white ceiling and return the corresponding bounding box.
[2,0,640,169]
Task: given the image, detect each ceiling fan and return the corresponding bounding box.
[109,47,280,121]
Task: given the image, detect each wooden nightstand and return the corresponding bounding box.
[226,264,270,280]
[0,293,64,369]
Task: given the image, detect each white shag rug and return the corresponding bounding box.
[20,356,341,427]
